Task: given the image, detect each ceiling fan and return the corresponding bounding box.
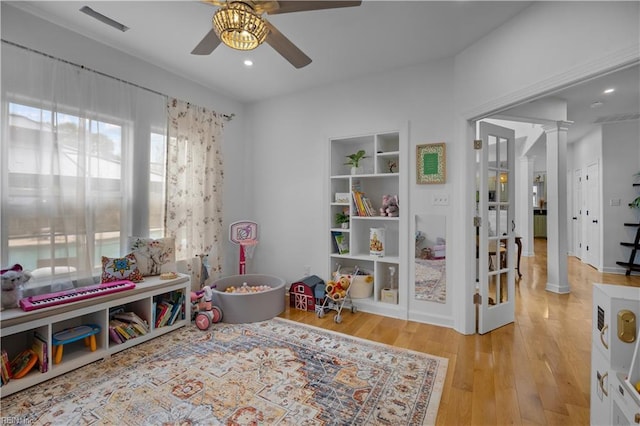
[191,0,362,68]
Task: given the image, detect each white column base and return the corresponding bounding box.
[546,281,571,294]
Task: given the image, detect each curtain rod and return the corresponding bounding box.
[1,39,235,121]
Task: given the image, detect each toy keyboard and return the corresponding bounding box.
[19,280,136,311]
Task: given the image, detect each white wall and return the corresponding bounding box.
[454,2,640,116]
[602,120,640,273]
[569,127,602,173]
[1,3,248,276]
[246,59,456,326]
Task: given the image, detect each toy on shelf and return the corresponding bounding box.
[379,194,399,217]
[229,220,259,275]
[191,285,223,330]
[8,349,38,379]
[316,265,358,323]
[52,324,101,364]
[1,264,31,311]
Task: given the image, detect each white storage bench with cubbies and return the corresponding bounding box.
[0,274,190,398]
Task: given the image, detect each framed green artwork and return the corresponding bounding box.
[416,143,446,184]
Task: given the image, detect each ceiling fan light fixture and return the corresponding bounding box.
[213,2,268,51]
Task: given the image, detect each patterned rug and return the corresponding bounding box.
[414,259,447,303]
[2,318,447,425]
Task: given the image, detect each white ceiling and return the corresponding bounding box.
[8,0,533,103]
[6,0,639,146]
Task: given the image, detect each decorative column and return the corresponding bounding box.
[517,156,535,257]
[543,121,572,294]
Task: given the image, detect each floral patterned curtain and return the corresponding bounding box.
[166,98,224,288]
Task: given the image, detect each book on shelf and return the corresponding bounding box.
[108,324,124,344]
[332,231,349,254]
[1,349,11,385]
[154,290,185,328]
[161,301,174,327]
[167,293,185,326]
[109,318,143,341]
[352,191,377,216]
[32,332,48,373]
[114,311,150,334]
[350,179,375,217]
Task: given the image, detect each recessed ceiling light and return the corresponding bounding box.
[590,101,604,108]
[604,88,615,94]
[243,59,254,67]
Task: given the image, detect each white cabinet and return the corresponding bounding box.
[592,342,612,425]
[328,127,408,319]
[0,274,190,398]
[591,283,640,425]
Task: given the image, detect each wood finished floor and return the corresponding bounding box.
[278,238,640,425]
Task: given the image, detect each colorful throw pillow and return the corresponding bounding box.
[127,237,176,276]
[101,253,144,283]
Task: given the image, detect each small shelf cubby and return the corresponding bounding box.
[51,311,105,367]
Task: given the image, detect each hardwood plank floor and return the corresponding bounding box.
[279,238,640,425]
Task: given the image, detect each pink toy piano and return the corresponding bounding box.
[19,280,136,311]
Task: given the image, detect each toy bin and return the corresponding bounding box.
[335,268,373,299]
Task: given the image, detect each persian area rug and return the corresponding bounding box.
[414,258,447,303]
[2,318,448,425]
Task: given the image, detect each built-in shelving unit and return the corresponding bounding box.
[0,274,190,398]
[328,127,408,319]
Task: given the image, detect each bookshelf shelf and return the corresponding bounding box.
[0,274,190,398]
[328,126,408,316]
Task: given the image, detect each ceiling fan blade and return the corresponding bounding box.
[267,1,361,15]
[264,20,312,69]
[191,28,221,55]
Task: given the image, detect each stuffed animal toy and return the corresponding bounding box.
[325,275,351,301]
[1,264,31,311]
[379,194,399,217]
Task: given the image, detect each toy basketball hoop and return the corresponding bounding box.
[229,221,258,275]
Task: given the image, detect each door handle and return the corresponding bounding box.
[600,324,609,350]
[572,217,578,220]
[598,371,609,397]
[511,220,516,232]
[593,219,598,224]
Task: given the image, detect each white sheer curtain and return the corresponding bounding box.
[166,99,224,288]
[1,42,166,290]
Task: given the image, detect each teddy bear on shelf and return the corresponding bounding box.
[379,194,399,217]
[1,264,31,311]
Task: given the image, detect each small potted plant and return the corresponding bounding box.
[335,211,350,229]
[344,150,368,175]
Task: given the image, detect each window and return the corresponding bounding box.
[3,102,166,285]
[1,41,169,290]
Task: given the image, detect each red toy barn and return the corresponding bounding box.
[289,275,325,312]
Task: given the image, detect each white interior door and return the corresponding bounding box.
[586,162,600,268]
[477,121,516,334]
[573,169,582,259]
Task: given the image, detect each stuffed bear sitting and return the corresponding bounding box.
[379,194,399,217]
[325,275,351,301]
[1,264,31,310]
